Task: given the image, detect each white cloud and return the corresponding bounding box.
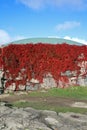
[64,36,87,45]
[0,29,25,46]
[0,29,11,45]
[17,0,45,9]
[56,21,80,31]
[50,0,87,10]
[17,0,87,10]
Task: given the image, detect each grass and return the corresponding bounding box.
[13,101,87,114]
[11,86,87,114]
[28,86,87,100]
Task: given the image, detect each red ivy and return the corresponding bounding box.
[1,43,87,89]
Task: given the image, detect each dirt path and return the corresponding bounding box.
[0,92,87,108]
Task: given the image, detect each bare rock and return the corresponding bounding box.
[0,105,87,130]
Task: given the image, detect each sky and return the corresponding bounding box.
[0,0,87,45]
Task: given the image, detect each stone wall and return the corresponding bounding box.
[0,69,87,93]
[0,59,87,93]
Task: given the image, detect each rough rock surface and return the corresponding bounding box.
[0,102,87,130]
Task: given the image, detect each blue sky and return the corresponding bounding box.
[0,0,87,45]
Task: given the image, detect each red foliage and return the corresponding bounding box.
[0,48,3,69]
[1,43,87,89]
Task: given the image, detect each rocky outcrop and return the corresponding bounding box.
[0,102,87,130]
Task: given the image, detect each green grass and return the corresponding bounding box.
[28,86,87,100]
[12,86,87,114]
[13,101,87,114]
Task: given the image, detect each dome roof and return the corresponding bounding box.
[9,37,82,46]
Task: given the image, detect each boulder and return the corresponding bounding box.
[30,78,39,83]
[18,84,25,90]
[41,74,57,89]
[6,83,16,91]
[77,76,87,86]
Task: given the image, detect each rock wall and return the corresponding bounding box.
[0,69,87,93]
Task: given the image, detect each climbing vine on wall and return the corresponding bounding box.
[1,43,87,89]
